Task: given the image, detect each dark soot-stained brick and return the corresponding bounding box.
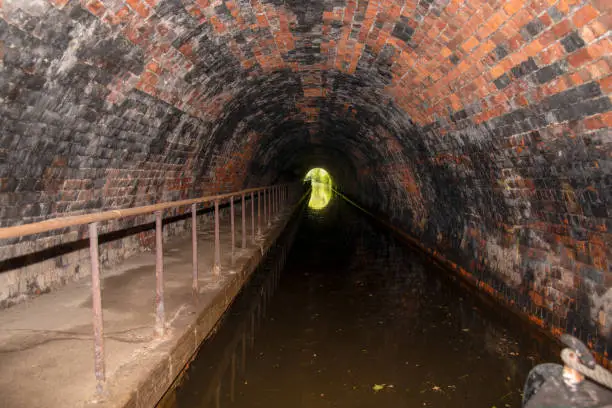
[391,17,415,43]
[511,57,538,79]
[520,18,545,40]
[548,6,564,22]
[494,73,511,90]
[450,109,467,122]
[494,44,509,60]
[561,31,586,53]
[544,81,603,110]
[535,61,567,84]
[555,97,612,122]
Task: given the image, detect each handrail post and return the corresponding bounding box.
[191,203,198,299]
[250,192,255,244]
[263,188,268,228]
[155,211,165,337]
[241,193,246,249]
[213,200,221,275]
[257,190,261,237]
[230,196,235,264]
[267,187,271,227]
[88,222,105,395]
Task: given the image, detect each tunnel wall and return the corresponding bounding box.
[0,0,610,350]
[349,0,612,348]
[0,1,262,305]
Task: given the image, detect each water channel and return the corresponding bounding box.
[171,194,558,408]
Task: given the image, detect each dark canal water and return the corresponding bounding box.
[171,195,559,408]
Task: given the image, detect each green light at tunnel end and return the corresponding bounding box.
[304,168,333,210]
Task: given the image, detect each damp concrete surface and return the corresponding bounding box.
[0,198,296,408]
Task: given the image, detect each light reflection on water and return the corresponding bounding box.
[308,181,333,210]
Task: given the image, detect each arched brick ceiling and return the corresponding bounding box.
[1,0,611,343]
[3,0,609,192]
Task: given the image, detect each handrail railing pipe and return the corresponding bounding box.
[191,203,198,299]
[263,188,268,228]
[155,211,165,337]
[250,192,255,244]
[273,186,277,216]
[230,196,235,263]
[88,222,105,394]
[257,190,262,236]
[241,193,246,250]
[213,199,221,275]
[267,188,271,227]
[0,183,296,395]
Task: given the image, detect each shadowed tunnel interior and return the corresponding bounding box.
[0,0,611,368]
[174,196,564,408]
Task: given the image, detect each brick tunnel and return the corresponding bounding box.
[0,0,611,406]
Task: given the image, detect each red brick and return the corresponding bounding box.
[567,39,608,68]
[551,19,572,37]
[572,4,599,28]
[584,59,611,79]
[584,113,612,129]
[126,0,150,18]
[591,0,612,12]
[538,43,564,65]
[508,34,525,51]
[84,0,105,16]
[146,61,162,75]
[256,14,269,27]
[503,0,524,15]
[568,72,587,86]
[511,9,534,28]
[139,71,158,87]
[524,39,544,57]
[462,36,480,52]
[539,12,553,27]
[600,75,612,93]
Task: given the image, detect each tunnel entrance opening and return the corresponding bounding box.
[304,168,333,210]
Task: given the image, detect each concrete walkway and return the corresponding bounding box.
[0,198,297,408]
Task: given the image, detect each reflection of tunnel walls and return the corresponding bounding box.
[0,0,611,351]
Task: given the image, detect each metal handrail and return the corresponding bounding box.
[0,185,287,240]
[0,182,298,396]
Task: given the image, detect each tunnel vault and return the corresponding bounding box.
[0,0,611,347]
